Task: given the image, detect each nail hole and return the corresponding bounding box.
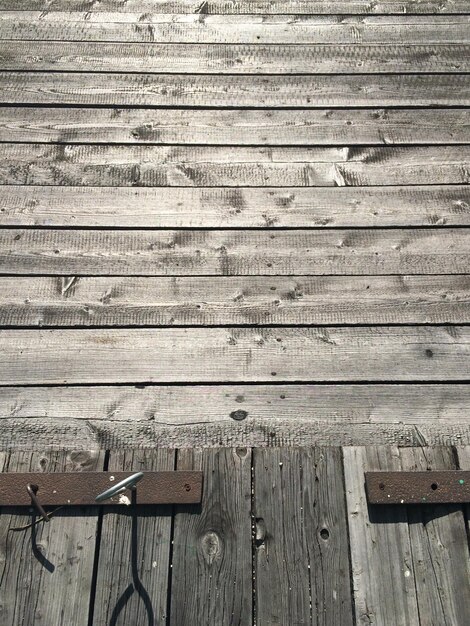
[379,483,385,490]
[320,528,330,540]
[431,483,438,491]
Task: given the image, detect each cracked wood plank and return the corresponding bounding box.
[1,275,469,326]
[2,185,469,227]
[169,448,252,625]
[399,447,470,625]
[1,384,469,448]
[1,73,468,107]
[92,449,175,626]
[0,450,104,626]
[254,447,353,625]
[2,41,469,73]
[0,1,466,14]
[1,144,468,187]
[1,14,468,44]
[0,326,469,385]
[1,108,469,146]
[1,228,469,276]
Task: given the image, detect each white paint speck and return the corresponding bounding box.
[109,476,115,482]
[118,494,131,506]
[152,561,158,568]
[404,570,411,578]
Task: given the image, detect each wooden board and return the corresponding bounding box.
[0,1,466,15]
[2,41,468,73]
[254,447,353,625]
[1,384,469,449]
[1,275,469,327]
[1,228,469,276]
[0,326,469,385]
[170,448,252,625]
[0,450,103,626]
[1,108,469,146]
[2,73,468,107]
[92,449,175,626]
[2,144,468,187]
[399,447,470,625]
[2,185,469,227]
[344,446,420,625]
[1,14,468,44]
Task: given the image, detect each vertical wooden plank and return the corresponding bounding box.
[0,450,103,626]
[92,449,175,626]
[456,446,470,547]
[343,446,420,626]
[170,448,252,626]
[400,447,470,625]
[254,447,353,626]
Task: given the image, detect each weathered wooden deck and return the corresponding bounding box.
[0,1,469,624]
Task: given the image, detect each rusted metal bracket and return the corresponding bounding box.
[366,471,470,504]
[0,471,203,507]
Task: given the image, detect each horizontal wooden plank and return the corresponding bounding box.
[1,14,468,44]
[1,145,469,187]
[0,1,466,15]
[1,73,468,107]
[2,185,469,227]
[1,228,468,276]
[1,108,469,145]
[1,383,469,448]
[1,275,469,326]
[0,326,468,384]
[2,41,468,73]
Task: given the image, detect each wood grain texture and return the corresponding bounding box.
[0,450,103,626]
[1,228,469,276]
[1,275,469,327]
[344,446,420,626]
[1,108,469,146]
[0,1,466,15]
[2,144,469,187]
[1,14,468,44]
[254,447,353,625]
[92,449,175,626]
[1,384,469,448]
[2,41,468,73]
[170,448,252,626]
[2,185,469,227]
[399,447,470,626]
[1,73,468,107]
[0,326,469,385]
[456,447,470,540]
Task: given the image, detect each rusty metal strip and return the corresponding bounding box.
[0,471,203,506]
[366,471,470,504]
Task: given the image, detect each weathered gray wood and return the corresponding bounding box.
[1,228,469,276]
[344,446,420,625]
[0,1,466,15]
[92,449,175,626]
[254,447,353,625]
[1,107,469,146]
[3,41,468,73]
[1,13,468,44]
[0,327,469,385]
[1,384,469,448]
[2,185,469,227]
[0,450,103,626]
[2,144,468,187]
[4,416,470,449]
[170,448,252,625]
[1,73,467,107]
[399,447,470,626]
[456,447,470,541]
[1,275,469,327]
